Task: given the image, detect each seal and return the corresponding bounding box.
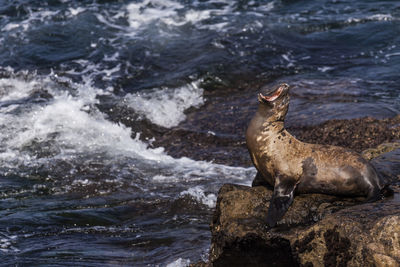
[246,83,387,227]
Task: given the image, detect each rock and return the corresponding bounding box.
[208,149,400,266]
[363,142,400,160]
[209,184,400,266]
[290,115,400,154]
[189,261,209,267]
[371,147,400,184]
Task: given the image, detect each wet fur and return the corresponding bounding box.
[246,84,385,227]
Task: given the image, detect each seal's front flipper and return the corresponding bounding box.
[266,176,298,227]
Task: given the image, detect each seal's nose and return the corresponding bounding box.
[280,83,289,90]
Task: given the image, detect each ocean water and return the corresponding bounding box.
[0,0,399,266]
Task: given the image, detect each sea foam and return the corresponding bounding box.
[127,0,184,30]
[180,186,217,208]
[125,0,235,34]
[124,81,204,128]
[0,69,255,188]
[166,258,191,267]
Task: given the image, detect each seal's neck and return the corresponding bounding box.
[251,110,284,133]
[265,121,284,132]
[256,103,286,124]
[261,120,284,135]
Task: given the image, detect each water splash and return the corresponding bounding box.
[124,81,204,128]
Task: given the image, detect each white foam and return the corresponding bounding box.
[104,52,120,62]
[385,52,400,58]
[5,93,158,161]
[368,14,393,21]
[166,258,191,267]
[282,53,295,68]
[126,0,184,30]
[66,60,121,80]
[0,69,255,200]
[126,0,235,33]
[153,175,179,182]
[0,233,19,253]
[258,2,275,12]
[180,186,217,208]
[72,179,93,186]
[95,13,127,31]
[184,10,212,24]
[3,9,60,32]
[68,7,86,17]
[0,76,40,101]
[346,14,394,24]
[3,23,19,32]
[0,69,255,189]
[0,73,146,165]
[124,81,204,128]
[318,66,334,72]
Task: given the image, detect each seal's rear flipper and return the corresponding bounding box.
[266,176,297,227]
[366,184,394,202]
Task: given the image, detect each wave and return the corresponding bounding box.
[125,0,277,34]
[0,232,19,253]
[124,80,204,128]
[0,68,255,197]
[180,186,217,208]
[166,258,191,267]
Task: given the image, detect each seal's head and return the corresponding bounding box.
[257,83,290,122]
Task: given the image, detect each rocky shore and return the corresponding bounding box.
[112,87,400,266]
[208,183,400,266]
[153,115,400,166]
[189,116,400,267]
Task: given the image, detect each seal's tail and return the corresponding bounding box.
[366,184,393,202]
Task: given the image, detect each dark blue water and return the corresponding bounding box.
[0,0,399,266]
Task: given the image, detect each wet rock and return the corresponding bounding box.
[290,115,400,154]
[362,142,400,160]
[189,261,209,267]
[208,149,400,266]
[371,147,400,184]
[155,115,400,167]
[209,184,400,267]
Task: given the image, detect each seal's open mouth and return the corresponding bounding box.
[258,83,289,103]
